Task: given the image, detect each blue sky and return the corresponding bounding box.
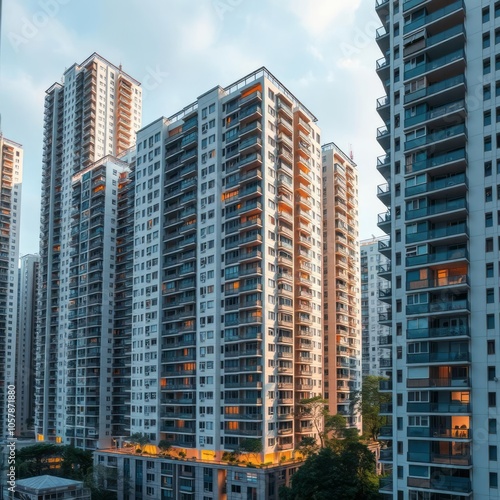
[2,0,386,256]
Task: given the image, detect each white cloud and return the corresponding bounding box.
[279,0,362,38]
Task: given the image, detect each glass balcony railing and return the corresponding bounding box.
[404,49,465,81]
[403,0,465,35]
[404,99,465,129]
[405,172,467,197]
[405,124,466,151]
[407,351,470,363]
[406,298,469,315]
[406,246,468,267]
[407,323,469,339]
[405,197,467,221]
[404,74,465,105]
[405,148,466,175]
[406,221,468,244]
[407,402,471,413]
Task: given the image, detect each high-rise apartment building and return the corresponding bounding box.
[128,68,323,458]
[375,0,497,497]
[16,253,40,436]
[322,143,362,429]
[95,68,327,499]
[0,135,22,438]
[35,53,141,448]
[360,238,391,377]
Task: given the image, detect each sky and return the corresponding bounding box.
[1,0,387,256]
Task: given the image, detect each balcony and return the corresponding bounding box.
[407,452,471,466]
[405,147,466,177]
[379,425,393,437]
[406,402,471,414]
[407,322,469,340]
[407,427,470,439]
[405,197,467,222]
[404,99,466,130]
[377,183,390,206]
[404,124,466,153]
[376,57,391,82]
[377,154,391,180]
[405,172,467,198]
[407,377,470,389]
[406,246,468,267]
[406,297,469,316]
[406,273,468,292]
[376,125,390,150]
[407,351,470,364]
[376,25,390,53]
[378,238,391,256]
[377,211,391,233]
[403,0,465,35]
[406,221,468,245]
[405,74,465,106]
[407,476,471,493]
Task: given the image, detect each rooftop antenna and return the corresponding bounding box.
[349,143,354,161]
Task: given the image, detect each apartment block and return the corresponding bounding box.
[35,53,141,448]
[375,0,500,497]
[360,238,391,377]
[16,253,40,436]
[0,135,22,439]
[322,143,362,429]
[128,68,324,464]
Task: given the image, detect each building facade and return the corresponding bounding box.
[360,238,391,377]
[129,68,324,463]
[16,253,40,436]
[35,53,142,448]
[375,0,498,497]
[322,143,362,429]
[0,135,22,439]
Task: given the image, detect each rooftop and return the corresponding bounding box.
[16,475,84,493]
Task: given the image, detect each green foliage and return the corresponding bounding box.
[351,375,391,440]
[158,440,172,455]
[295,436,318,458]
[298,396,329,448]
[239,438,263,462]
[15,444,93,481]
[128,432,151,452]
[279,441,382,500]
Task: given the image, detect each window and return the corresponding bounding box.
[488,340,496,354]
[490,472,498,488]
[486,238,494,252]
[489,392,497,407]
[486,187,493,201]
[484,6,491,22]
[487,263,494,277]
[485,136,492,151]
[484,58,491,75]
[488,315,495,330]
[487,288,495,303]
[485,110,492,126]
[486,161,493,176]
[491,446,498,461]
[484,33,491,48]
[490,418,497,434]
[485,84,492,100]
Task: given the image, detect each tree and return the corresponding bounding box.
[295,436,319,458]
[238,438,263,463]
[15,444,93,481]
[298,396,328,448]
[158,440,172,456]
[279,441,382,500]
[350,375,391,441]
[128,432,151,453]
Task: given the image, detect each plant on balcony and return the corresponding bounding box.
[128,432,151,454]
[158,440,172,457]
[238,438,263,463]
